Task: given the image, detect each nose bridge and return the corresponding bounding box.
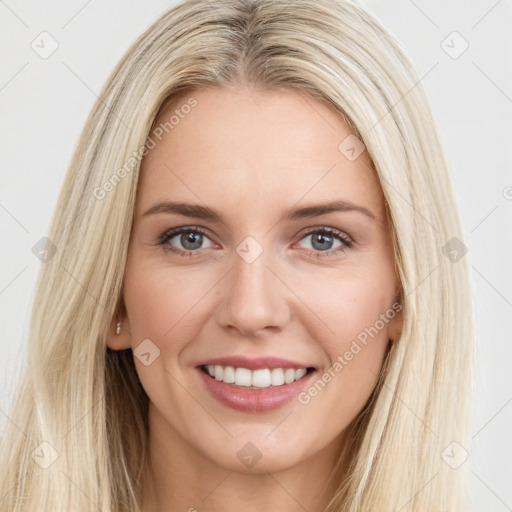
[215,240,290,335]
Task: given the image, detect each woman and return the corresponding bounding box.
[0,0,475,510]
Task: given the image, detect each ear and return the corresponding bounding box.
[106,300,131,350]
[388,306,403,342]
[388,288,403,343]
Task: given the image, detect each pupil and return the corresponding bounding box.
[312,233,332,251]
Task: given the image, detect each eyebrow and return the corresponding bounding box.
[142,199,376,222]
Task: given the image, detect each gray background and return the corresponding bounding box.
[1,1,511,510]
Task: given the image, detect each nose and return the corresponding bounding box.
[214,246,291,337]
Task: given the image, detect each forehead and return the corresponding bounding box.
[137,85,386,221]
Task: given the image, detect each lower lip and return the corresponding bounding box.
[197,367,316,413]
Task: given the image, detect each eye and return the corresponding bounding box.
[158,226,215,256]
[157,226,353,258]
[295,227,352,257]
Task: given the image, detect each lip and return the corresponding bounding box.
[196,365,317,413]
[195,355,314,371]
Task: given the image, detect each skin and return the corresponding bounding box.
[107,84,403,512]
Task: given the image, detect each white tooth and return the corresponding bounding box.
[234,367,252,386]
[284,368,295,384]
[208,365,308,387]
[252,369,271,388]
[294,368,307,381]
[270,368,285,386]
[223,366,235,384]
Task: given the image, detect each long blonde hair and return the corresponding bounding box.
[0,0,475,510]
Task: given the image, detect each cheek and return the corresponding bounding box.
[301,263,397,343]
[298,265,396,398]
[123,252,219,346]
[121,255,211,403]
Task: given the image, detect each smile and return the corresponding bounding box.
[197,364,317,413]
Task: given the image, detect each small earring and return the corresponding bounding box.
[116,321,122,335]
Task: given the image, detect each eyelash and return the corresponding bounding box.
[157,226,353,259]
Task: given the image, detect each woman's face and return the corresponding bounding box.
[109,85,402,474]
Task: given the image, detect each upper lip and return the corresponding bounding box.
[196,356,315,371]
